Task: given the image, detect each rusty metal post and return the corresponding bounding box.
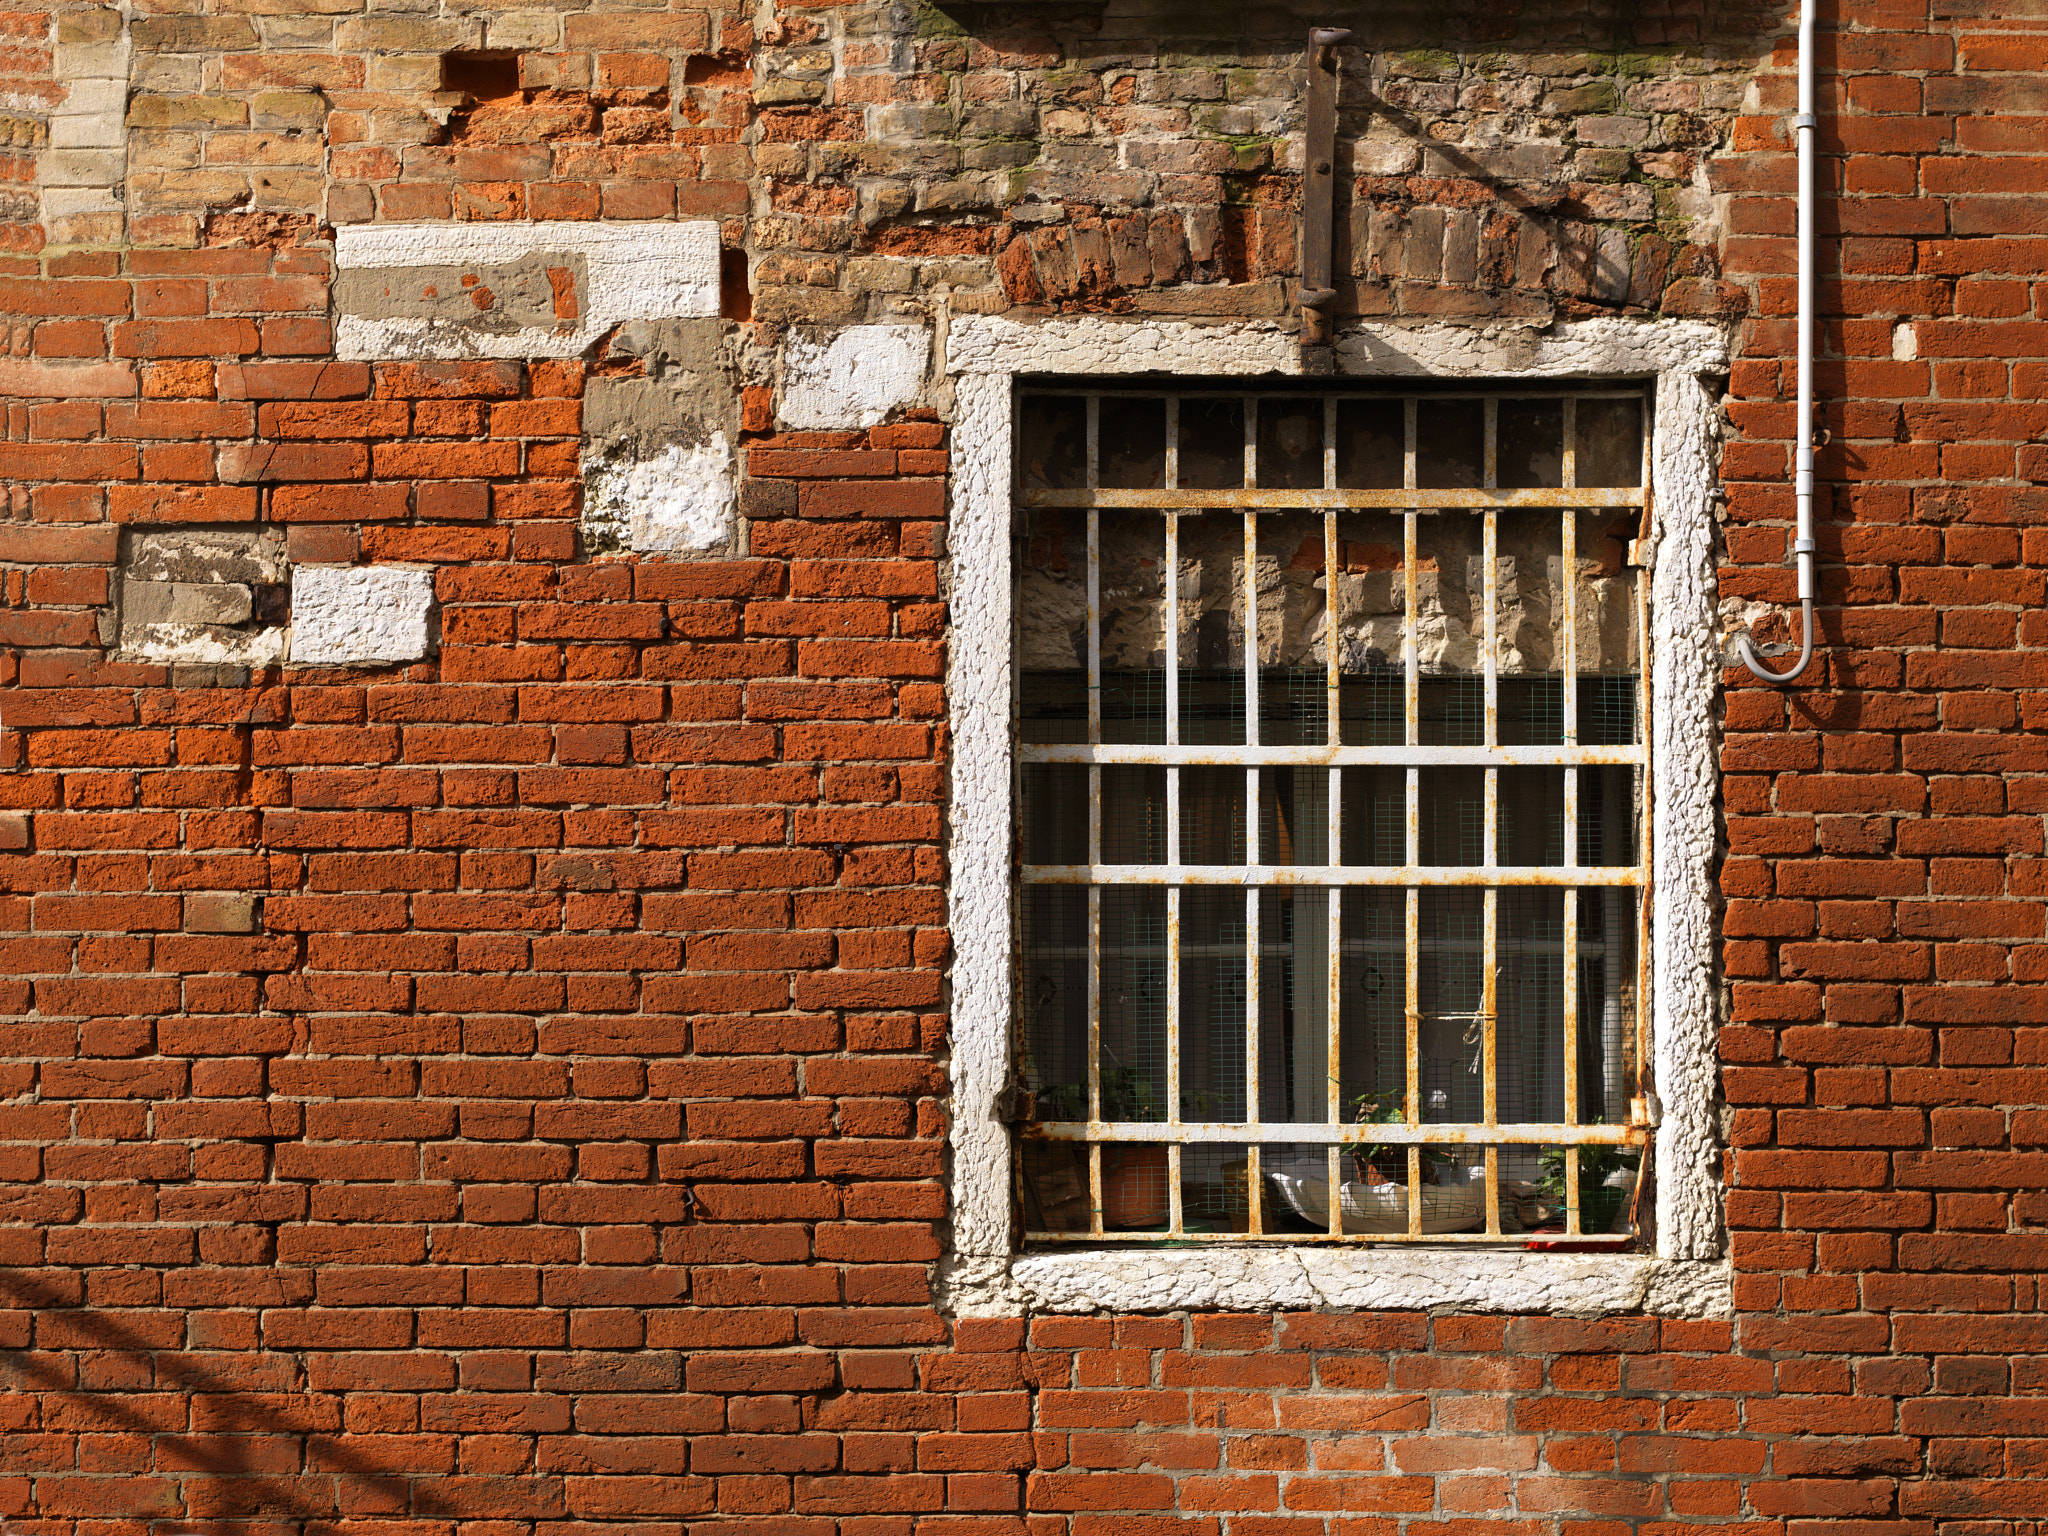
[1299,27,1351,374]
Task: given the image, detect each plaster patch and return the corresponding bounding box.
[334,222,719,360]
[584,436,736,555]
[289,566,434,668]
[943,313,1731,1316]
[782,325,931,429]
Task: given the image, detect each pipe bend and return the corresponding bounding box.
[1735,597,1814,684]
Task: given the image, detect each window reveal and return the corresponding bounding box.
[1014,388,1653,1244]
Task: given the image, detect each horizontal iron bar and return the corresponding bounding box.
[1023,388,1651,402]
[1021,1230,1616,1245]
[1020,863,1644,888]
[1029,1121,1642,1144]
[1021,744,1645,768]
[1022,488,1644,509]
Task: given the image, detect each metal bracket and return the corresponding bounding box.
[1298,26,1351,374]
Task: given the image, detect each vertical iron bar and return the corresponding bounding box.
[1165,394,1184,1222]
[1402,393,1421,1205]
[1088,884,1102,1128]
[1243,399,1261,1173]
[1560,396,1580,1219]
[1566,1143,1582,1238]
[1325,398,1342,1144]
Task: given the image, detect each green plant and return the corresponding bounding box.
[1349,1088,1454,1184]
[1536,1132,1642,1229]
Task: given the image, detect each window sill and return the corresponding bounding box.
[938,1248,1732,1319]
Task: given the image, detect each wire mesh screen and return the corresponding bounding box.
[1015,387,1652,1244]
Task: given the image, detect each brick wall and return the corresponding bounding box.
[0,0,2043,1528]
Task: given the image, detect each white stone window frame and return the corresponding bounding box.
[942,314,1731,1318]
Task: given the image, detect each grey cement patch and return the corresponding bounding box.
[334,253,589,339]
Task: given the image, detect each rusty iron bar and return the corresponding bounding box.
[1021,744,1645,767]
[1298,26,1351,369]
[1021,1227,1632,1245]
[1030,1120,1641,1145]
[1021,863,1643,888]
[1026,487,1645,509]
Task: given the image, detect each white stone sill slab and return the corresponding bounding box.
[941,1250,1733,1319]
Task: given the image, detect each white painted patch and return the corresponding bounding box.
[334,221,720,360]
[289,566,434,668]
[584,435,735,554]
[782,325,931,429]
[122,624,288,669]
[942,312,1731,1317]
[1892,322,1918,362]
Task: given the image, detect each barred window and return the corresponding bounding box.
[1013,385,1654,1245]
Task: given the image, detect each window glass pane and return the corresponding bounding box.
[1340,767,1405,866]
[1417,889,1483,1122]
[1100,396,1165,489]
[1181,767,1245,864]
[1498,887,1565,1124]
[1497,399,1563,488]
[1575,395,1644,487]
[1099,887,1169,1122]
[1497,508,1565,746]
[1580,766,1638,868]
[1578,887,1640,1124]
[1021,764,1087,865]
[1257,511,1330,746]
[1020,884,1088,1110]
[1335,398,1404,488]
[1178,398,1244,489]
[1020,1142,1090,1231]
[1177,511,1245,746]
[1102,767,1169,865]
[1575,506,1640,688]
[1260,766,1330,866]
[1416,399,1483,488]
[1416,510,1483,678]
[1337,888,1406,1111]
[1101,509,1167,746]
[1099,1143,1171,1228]
[1257,398,1324,490]
[1180,890,1249,1123]
[1019,396,1086,488]
[1420,768,1484,866]
[1019,506,1086,744]
[1183,1142,1254,1232]
[1331,510,1405,745]
[1259,889,1331,1122]
[1499,768,1564,867]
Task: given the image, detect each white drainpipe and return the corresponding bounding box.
[1738,0,1818,684]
